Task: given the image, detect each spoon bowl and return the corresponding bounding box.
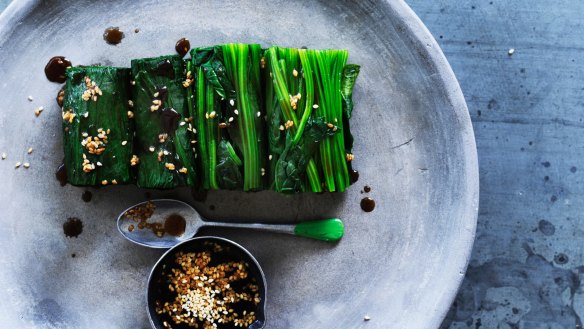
[117,199,345,248]
[118,199,201,248]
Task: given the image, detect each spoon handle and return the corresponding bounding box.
[204,218,344,242]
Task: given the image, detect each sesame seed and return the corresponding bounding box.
[122,141,127,146]
[234,109,238,115]
[257,111,261,117]
[153,92,160,98]
[23,162,30,168]
[149,146,155,152]
[228,117,234,122]
[279,125,284,131]
[82,132,88,137]
[292,69,298,77]
[508,48,515,56]
[84,112,89,118]
[28,96,34,101]
[34,107,44,117]
[1,153,6,160]
[131,80,136,85]
[229,99,235,106]
[128,100,134,107]
[27,148,33,154]
[209,111,217,119]
[313,104,319,109]
[364,315,371,321]
[268,154,272,160]
[97,162,103,166]
[180,121,186,126]
[15,162,21,168]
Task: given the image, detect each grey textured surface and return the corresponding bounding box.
[404,1,584,328]
[0,0,477,328]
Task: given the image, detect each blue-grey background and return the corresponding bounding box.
[1,0,582,328]
[405,1,584,328]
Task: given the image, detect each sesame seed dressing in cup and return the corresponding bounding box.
[147,236,267,329]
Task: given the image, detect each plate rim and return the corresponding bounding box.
[387,0,479,326]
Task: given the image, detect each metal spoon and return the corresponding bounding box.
[117,199,344,248]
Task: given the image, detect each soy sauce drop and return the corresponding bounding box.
[81,191,92,203]
[360,197,375,212]
[156,59,175,79]
[164,214,186,236]
[45,56,72,83]
[175,38,191,58]
[56,163,67,186]
[103,27,124,45]
[160,108,181,133]
[63,218,83,237]
[349,169,359,184]
[154,86,169,102]
[363,185,371,193]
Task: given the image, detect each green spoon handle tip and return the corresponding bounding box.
[294,218,344,242]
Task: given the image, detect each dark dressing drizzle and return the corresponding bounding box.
[56,163,67,186]
[175,38,191,58]
[154,86,169,102]
[360,197,375,212]
[45,56,72,83]
[349,169,359,184]
[156,59,175,79]
[160,108,181,133]
[63,218,83,237]
[164,214,186,236]
[103,27,124,45]
[81,191,92,202]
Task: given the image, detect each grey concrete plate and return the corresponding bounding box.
[0,0,478,328]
